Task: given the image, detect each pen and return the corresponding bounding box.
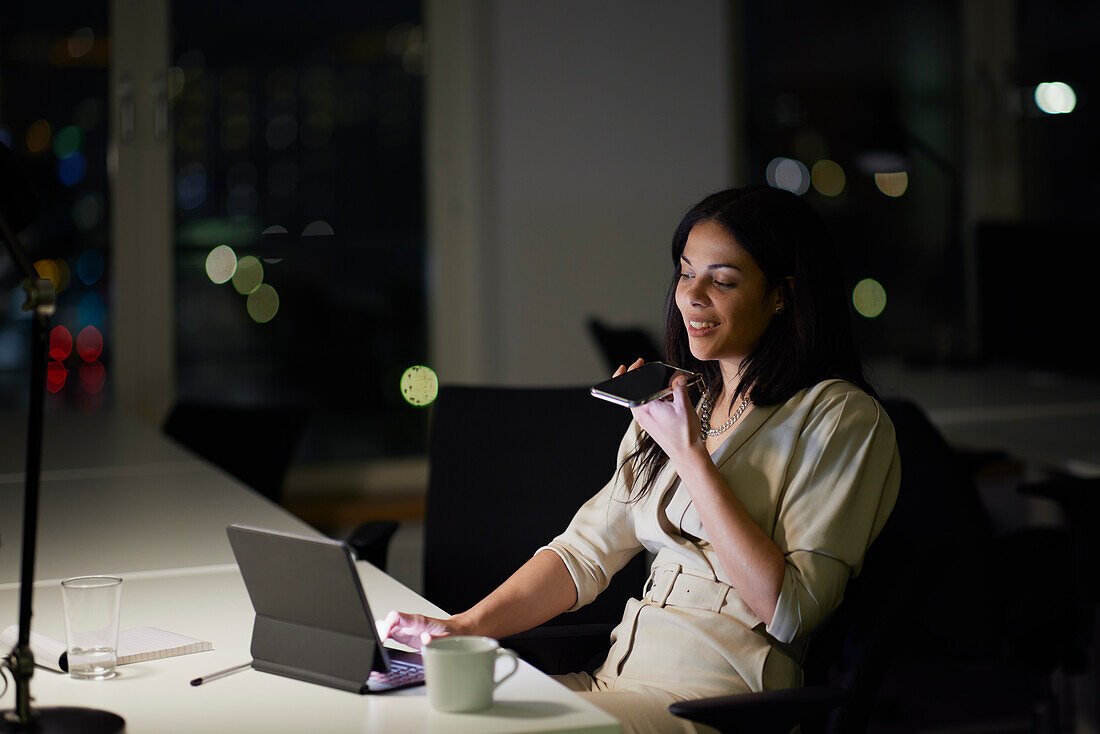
[190,662,251,686]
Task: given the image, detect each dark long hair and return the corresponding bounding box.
[622,185,874,501]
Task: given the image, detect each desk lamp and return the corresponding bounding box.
[0,144,123,733]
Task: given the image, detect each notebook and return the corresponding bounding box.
[0,625,212,673]
[226,523,424,694]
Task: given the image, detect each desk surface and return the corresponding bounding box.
[0,470,315,586]
[0,410,620,733]
[0,410,197,482]
[0,567,618,733]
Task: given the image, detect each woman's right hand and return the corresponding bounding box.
[377,610,462,650]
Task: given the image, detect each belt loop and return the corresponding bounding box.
[709,583,730,613]
[654,564,680,608]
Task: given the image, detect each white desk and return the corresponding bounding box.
[0,469,315,585]
[0,567,618,733]
[0,409,620,733]
[0,410,197,483]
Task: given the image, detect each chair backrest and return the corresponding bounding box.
[163,401,309,504]
[423,385,646,625]
[801,398,992,734]
[587,318,663,373]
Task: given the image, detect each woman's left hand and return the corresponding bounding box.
[632,375,706,465]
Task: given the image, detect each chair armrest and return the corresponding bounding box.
[1018,477,1099,512]
[668,685,850,734]
[346,521,399,569]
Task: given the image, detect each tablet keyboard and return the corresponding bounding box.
[367,659,425,692]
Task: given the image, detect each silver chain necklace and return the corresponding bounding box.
[700,394,750,440]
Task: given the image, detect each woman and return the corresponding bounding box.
[380,186,901,733]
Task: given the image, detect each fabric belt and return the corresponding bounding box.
[641,563,731,614]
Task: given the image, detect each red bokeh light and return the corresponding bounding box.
[76,326,104,362]
[79,360,106,393]
[46,361,67,393]
[49,325,73,361]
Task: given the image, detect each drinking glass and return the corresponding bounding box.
[60,575,122,680]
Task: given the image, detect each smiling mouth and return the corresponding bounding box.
[686,320,721,337]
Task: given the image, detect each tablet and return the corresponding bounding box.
[226,523,423,694]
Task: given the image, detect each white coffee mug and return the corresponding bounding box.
[422,636,520,713]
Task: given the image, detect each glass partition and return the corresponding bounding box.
[171,2,426,461]
[1,4,111,410]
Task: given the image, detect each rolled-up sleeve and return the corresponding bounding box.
[537,421,646,612]
[765,387,901,643]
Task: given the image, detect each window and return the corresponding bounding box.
[171,2,427,461]
[1,3,111,409]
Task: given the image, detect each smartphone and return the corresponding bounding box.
[590,362,702,407]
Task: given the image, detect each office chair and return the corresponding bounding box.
[1016,477,1097,662]
[346,520,400,570]
[587,317,663,373]
[349,384,647,673]
[425,385,647,673]
[1006,477,1098,732]
[162,401,309,505]
[670,398,987,734]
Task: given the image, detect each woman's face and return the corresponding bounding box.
[674,220,782,370]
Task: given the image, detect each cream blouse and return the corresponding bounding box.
[540,379,901,693]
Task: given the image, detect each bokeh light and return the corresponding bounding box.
[246,284,280,323]
[76,326,103,362]
[221,114,252,151]
[1034,82,1076,114]
[47,361,67,393]
[874,172,909,197]
[177,163,208,210]
[26,120,51,153]
[77,291,106,329]
[8,286,29,317]
[301,220,334,236]
[79,360,106,393]
[400,365,438,407]
[68,27,95,59]
[34,259,70,292]
[232,255,264,294]
[206,245,237,284]
[53,125,84,158]
[0,328,24,369]
[49,325,73,361]
[73,192,103,232]
[77,250,105,285]
[266,114,298,150]
[58,152,87,186]
[54,259,71,292]
[167,66,186,99]
[810,159,846,197]
[852,278,887,319]
[766,157,810,196]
